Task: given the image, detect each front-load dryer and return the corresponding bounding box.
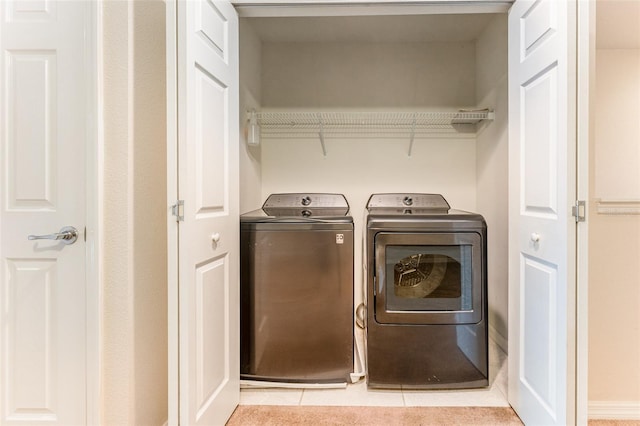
[364,193,488,389]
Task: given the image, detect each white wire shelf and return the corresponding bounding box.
[246,109,495,156]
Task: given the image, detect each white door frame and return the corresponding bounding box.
[166,1,179,423]
[576,0,594,423]
[232,0,513,16]
[86,1,102,424]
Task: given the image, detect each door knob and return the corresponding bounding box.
[211,233,220,243]
[530,232,541,243]
[28,226,79,245]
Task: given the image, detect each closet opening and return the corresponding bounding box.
[237,11,509,403]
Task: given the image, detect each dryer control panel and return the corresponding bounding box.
[367,193,450,211]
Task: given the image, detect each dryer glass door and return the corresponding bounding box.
[374,232,484,325]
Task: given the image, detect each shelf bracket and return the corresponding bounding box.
[318,114,327,156]
[247,109,260,146]
[407,117,417,157]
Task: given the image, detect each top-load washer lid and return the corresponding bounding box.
[366,193,450,214]
[260,193,350,218]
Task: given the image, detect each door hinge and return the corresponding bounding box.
[172,200,184,222]
[572,200,586,223]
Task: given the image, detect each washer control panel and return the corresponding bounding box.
[262,193,350,217]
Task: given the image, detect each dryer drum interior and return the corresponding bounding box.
[388,247,470,310]
[394,253,451,297]
[374,231,483,325]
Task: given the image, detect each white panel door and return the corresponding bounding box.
[174,1,240,424]
[0,1,90,425]
[508,0,577,424]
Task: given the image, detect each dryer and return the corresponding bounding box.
[365,193,488,389]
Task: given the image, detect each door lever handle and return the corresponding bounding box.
[28,226,79,245]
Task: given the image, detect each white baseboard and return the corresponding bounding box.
[489,324,508,355]
[589,401,640,420]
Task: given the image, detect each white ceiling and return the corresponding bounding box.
[597,0,640,48]
[244,14,500,43]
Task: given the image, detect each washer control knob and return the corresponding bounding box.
[301,196,312,206]
[301,210,312,218]
[403,196,413,206]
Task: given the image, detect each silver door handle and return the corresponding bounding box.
[28,226,79,245]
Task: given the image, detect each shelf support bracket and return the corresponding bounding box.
[318,114,327,156]
[247,109,260,146]
[407,117,417,157]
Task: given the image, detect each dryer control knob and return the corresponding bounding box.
[403,196,413,206]
[301,196,312,206]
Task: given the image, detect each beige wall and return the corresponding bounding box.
[589,0,640,412]
[588,210,640,402]
[588,47,640,407]
[593,50,640,201]
[102,1,168,424]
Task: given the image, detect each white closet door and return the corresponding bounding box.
[508,0,577,424]
[173,0,240,424]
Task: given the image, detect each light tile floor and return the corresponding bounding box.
[240,339,508,407]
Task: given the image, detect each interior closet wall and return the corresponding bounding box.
[239,21,263,213]
[589,0,640,409]
[259,42,478,209]
[474,14,508,348]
